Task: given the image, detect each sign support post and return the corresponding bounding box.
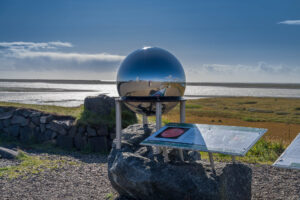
[116,99,122,150]
[178,100,186,161]
[208,152,215,173]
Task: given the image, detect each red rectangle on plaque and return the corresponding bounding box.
[156,127,189,139]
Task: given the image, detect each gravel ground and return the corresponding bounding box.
[0,152,299,200]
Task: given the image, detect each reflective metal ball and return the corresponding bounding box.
[117,47,186,116]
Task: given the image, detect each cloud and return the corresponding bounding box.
[199,62,295,74]
[0,41,125,74]
[0,41,72,50]
[185,62,300,83]
[278,20,300,25]
[12,51,124,62]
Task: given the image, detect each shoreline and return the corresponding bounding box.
[1,79,300,89]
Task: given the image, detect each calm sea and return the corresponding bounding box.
[1,81,300,107]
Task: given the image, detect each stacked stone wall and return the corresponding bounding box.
[0,107,115,152]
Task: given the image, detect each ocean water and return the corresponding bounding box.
[1,81,300,107]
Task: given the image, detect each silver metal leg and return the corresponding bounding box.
[208,152,216,173]
[178,100,186,161]
[142,115,148,127]
[180,100,186,123]
[116,99,122,149]
[232,156,236,164]
[155,102,162,131]
[156,102,168,161]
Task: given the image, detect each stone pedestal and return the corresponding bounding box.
[108,124,252,200]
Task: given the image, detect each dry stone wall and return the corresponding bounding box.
[0,107,115,152]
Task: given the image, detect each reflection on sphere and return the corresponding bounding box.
[117,47,186,116]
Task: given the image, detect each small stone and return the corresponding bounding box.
[96,125,109,136]
[31,116,40,125]
[19,127,35,144]
[0,147,18,159]
[68,126,77,137]
[88,136,108,152]
[78,126,85,135]
[30,111,41,117]
[8,125,20,138]
[47,120,67,135]
[11,115,29,126]
[40,115,53,124]
[17,109,31,117]
[0,120,3,130]
[35,127,40,133]
[3,119,10,127]
[40,124,46,133]
[45,130,53,141]
[74,134,87,150]
[51,132,58,139]
[87,126,97,137]
[56,135,74,150]
[29,122,36,129]
[0,111,14,120]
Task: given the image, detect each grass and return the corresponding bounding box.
[1,97,300,164]
[0,101,83,118]
[162,97,300,144]
[201,138,285,164]
[164,97,300,124]
[0,101,137,129]
[0,150,77,179]
[105,193,114,200]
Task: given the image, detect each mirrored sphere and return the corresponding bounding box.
[117,47,186,116]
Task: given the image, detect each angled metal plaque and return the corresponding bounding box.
[273,133,300,170]
[141,123,267,156]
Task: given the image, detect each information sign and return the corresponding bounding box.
[273,133,300,170]
[141,123,267,156]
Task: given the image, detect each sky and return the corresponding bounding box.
[0,0,300,83]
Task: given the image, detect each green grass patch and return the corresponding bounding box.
[76,107,137,129]
[105,193,114,200]
[201,138,285,164]
[237,101,257,104]
[0,101,83,118]
[185,104,202,109]
[295,107,300,111]
[0,150,77,179]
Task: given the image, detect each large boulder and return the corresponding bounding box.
[108,124,252,200]
[84,94,115,116]
[82,94,137,129]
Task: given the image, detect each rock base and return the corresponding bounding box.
[108,124,252,200]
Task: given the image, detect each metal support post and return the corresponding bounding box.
[156,102,169,162]
[142,115,148,128]
[155,102,162,131]
[116,99,122,149]
[180,100,186,123]
[178,100,186,161]
[232,156,236,164]
[208,152,216,173]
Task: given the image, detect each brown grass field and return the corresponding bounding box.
[160,97,300,145]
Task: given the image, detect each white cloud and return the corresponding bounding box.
[0,41,125,76]
[278,20,300,25]
[11,51,125,62]
[0,41,72,50]
[186,62,300,83]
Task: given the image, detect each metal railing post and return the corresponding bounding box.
[178,100,186,161]
[115,99,122,149]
